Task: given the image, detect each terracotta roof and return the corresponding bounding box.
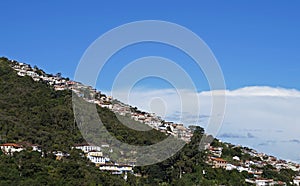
[1,143,23,148]
[211,157,227,162]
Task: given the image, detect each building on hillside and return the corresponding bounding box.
[99,163,133,175]
[101,143,110,148]
[18,141,42,153]
[0,143,24,155]
[17,70,26,76]
[208,146,223,157]
[26,71,38,77]
[32,145,42,152]
[87,151,110,166]
[53,151,70,160]
[226,163,237,171]
[208,157,227,169]
[233,156,240,161]
[54,85,67,91]
[245,178,278,186]
[294,176,300,186]
[73,143,101,153]
[237,166,249,172]
[100,104,113,109]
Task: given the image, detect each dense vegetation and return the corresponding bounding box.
[0,57,166,185]
[0,149,129,186]
[133,129,251,185]
[0,57,166,152]
[0,57,81,150]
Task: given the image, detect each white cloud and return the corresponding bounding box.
[106,86,300,162]
[201,86,300,97]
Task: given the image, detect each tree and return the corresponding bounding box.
[56,72,62,78]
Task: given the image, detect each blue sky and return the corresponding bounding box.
[1,1,300,91]
[1,1,300,161]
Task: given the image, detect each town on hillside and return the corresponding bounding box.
[3,59,300,185]
[205,143,300,185]
[9,60,193,143]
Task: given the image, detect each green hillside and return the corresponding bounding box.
[0,57,298,185]
[0,57,166,151]
[0,57,167,185]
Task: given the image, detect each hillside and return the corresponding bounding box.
[0,57,299,185]
[0,57,167,151]
[0,57,168,185]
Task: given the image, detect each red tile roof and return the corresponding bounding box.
[1,143,23,148]
[211,157,227,162]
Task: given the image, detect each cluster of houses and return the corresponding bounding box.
[11,61,67,86]
[73,143,133,175]
[10,60,112,105]
[3,141,300,184]
[0,142,42,155]
[0,142,133,175]
[8,60,194,176]
[10,60,193,143]
[206,142,300,185]
[8,60,300,184]
[111,101,193,142]
[245,178,287,186]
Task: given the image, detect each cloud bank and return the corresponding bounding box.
[106,86,300,162]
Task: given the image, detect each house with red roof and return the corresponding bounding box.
[0,143,24,155]
[208,156,227,169]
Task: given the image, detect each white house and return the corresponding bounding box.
[31,145,42,152]
[245,178,277,186]
[208,146,223,157]
[233,156,240,161]
[26,71,38,77]
[245,178,275,186]
[237,166,249,172]
[73,143,101,153]
[101,144,110,148]
[17,70,26,76]
[100,104,113,109]
[294,176,300,186]
[87,151,110,165]
[53,151,70,160]
[99,163,133,174]
[255,179,275,186]
[0,143,24,154]
[226,163,237,171]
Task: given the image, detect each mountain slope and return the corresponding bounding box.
[0,57,167,151]
[1,57,298,185]
[0,57,79,150]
